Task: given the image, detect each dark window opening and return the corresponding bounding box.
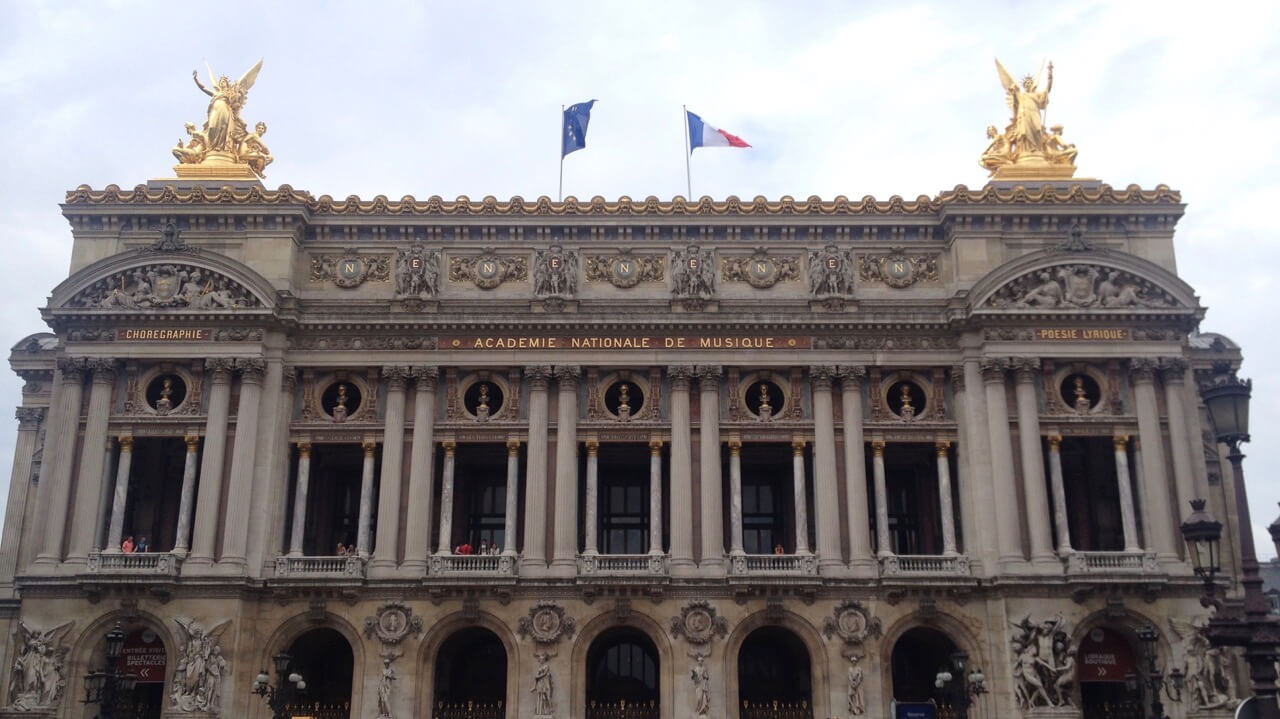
[735,443,795,554]
[876,443,943,555]
[450,443,514,553]
[302,444,377,556]
[121,437,189,552]
[284,628,352,719]
[434,627,507,711]
[738,626,813,713]
[594,444,651,554]
[586,627,659,717]
[891,627,960,707]
[1059,436,1127,551]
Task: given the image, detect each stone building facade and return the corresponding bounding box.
[0,180,1254,719]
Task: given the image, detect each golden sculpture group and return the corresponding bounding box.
[171,60,272,179]
[980,58,1078,180]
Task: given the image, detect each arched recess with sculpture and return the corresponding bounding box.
[722,609,829,719]
[59,609,178,719]
[259,612,365,719]
[570,611,673,719]
[418,611,520,719]
[879,611,986,719]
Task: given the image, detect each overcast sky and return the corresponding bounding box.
[1,1,1277,557]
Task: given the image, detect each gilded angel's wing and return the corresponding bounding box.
[205,61,217,87]
[994,58,1016,92]
[237,59,264,93]
[1032,59,1046,93]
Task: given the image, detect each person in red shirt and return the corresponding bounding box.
[121,536,135,553]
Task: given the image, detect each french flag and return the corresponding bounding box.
[687,110,751,150]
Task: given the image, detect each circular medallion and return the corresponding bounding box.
[610,256,641,288]
[476,258,500,280]
[882,256,916,288]
[837,608,867,637]
[746,257,778,288]
[337,258,365,282]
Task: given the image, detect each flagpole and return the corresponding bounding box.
[558,104,565,202]
[682,105,692,199]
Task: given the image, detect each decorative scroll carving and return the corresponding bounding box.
[533,245,578,297]
[171,618,231,714]
[858,251,940,288]
[68,263,260,309]
[448,250,528,289]
[1010,614,1075,710]
[720,250,800,288]
[807,244,856,296]
[7,621,73,711]
[394,244,440,297]
[363,602,424,645]
[140,223,198,255]
[310,251,392,289]
[517,601,576,645]
[291,334,436,351]
[813,335,959,350]
[671,245,715,300]
[985,264,1178,310]
[670,600,729,645]
[1168,617,1241,710]
[584,252,664,288]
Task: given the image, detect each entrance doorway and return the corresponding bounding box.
[121,627,165,718]
[433,627,507,719]
[283,628,353,719]
[738,626,813,719]
[586,627,659,719]
[891,627,961,713]
[1078,626,1142,719]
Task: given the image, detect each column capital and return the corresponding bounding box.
[935,440,952,455]
[695,365,722,389]
[118,435,134,452]
[871,439,885,457]
[1128,358,1159,384]
[1011,357,1042,383]
[382,366,411,390]
[667,365,695,390]
[836,365,867,389]
[236,358,266,383]
[441,439,457,455]
[205,358,235,381]
[649,438,664,454]
[585,439,599,455]
[1047,434,1062,449]
[791,439,806,455]
[507,438,521,455]
[980,357,1010,382]
[86,358,119,383]
[1113,434,1130,450]
[412,365,439,390]
[1159,356,1190,380]
[15,407,44,429]
[185,434,201,451]
[362,439,377,456]
[728,437,741,453]
[296,440,312,456]
[524,365,553,389]
[950,364,966,393]
[809,365,837,390]
[56,357,87,382]
[553,365,581,388]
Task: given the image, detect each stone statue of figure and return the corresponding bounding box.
[983,58,1077,176]
[171,618,231,714]
[237,121,273,177]
[980,124,1013,173]
[691,653,711,717]
[1073,376,1091,414]
[174,60,271,178]
[847,653,865,715]
[376,655,397,719]
[996,58,1054,155]
[476,383,491,421]
[531,651,554,716]
[9,621,73,711]
[617,383,631,418]
[898,384,915,420]
[757,382,773,421]
[333,384,349,422]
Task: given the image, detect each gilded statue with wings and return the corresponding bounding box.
[981,58,1078,179]
[171,59,273,179]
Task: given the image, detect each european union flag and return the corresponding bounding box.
[562,100,597,158]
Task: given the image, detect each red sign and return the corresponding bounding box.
[122,629,166,683]
[1077,627,1136,681]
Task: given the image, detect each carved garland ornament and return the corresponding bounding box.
[822,600,883,645]
[669,600,729,645]
[985,264,1178,310]
[69,263,261,310]
[858,251,940,288]
[449,251,528,289]
[310,251,392,288]
[517,601,577,645]
[720,251,800,289]
[363,602,425,645]
[584,252,664,288]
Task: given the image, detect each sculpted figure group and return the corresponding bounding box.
[172,60,273,177]
[1010,614,1076,709]
[8,621,72,711]
[170,618,231,714]
[981,58,1078,176]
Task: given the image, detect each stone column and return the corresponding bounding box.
[503,439,520,555]
[583,439,599,555]
[839,367,874,573]
[810,366,842,571]
[0,408,44,580]
[104,436,133,553]
[550,366,580,575]
[696,365,724,573]
[982,358,1024,567]
[93,439,115,551]
[67,359,116,564]
[1131,359,1178,560]
[668,366,696,574]
[1161,358,1197,521]
[521,366,552,572]
[220,359,265,567]
[436,440,457,554]
[173,435,201,555]
[288,442,312,556]
[727,438,744,556]
[373,366,409,571]
[1012,358,1056,566]
[935,441,958,556]
[356,439,377,557]
[872,440,891,556]
[403,367,438,568]
[1114,435,1142,552]
[1046,435,1072,554]
[960,358,998,573]
[950,366,975,560]
[791,439,810,555]
[188,358,234,566]
[35,359,85,566]
[648,439,664,555]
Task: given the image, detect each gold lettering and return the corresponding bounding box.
[755,261,768,274]
[342,261,356,274]
[619,261,632,274]
[892,261,906,274]
[482,261,495,274]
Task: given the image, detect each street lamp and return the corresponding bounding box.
[82,621,138,719]
[1134,622,1184,719]
[934,650,986,718]
[253,651,307,719]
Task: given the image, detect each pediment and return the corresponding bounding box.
[64,261,263,310]
[983,262,1180,310]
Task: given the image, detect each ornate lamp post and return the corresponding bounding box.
[82,621,138,719]
[934,650,987,719]
[253,651,306,719]
[1134,622,1184,719]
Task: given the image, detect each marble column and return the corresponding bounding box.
[550,366,580,575]
[839,366,874,572]
[67,359,117,564]
[521,366,552,572]
[436,440,457,555]
[503,439,520,555]
[1131,359,1179,560]
[648,439,663,555]
[727,438,744,556]
[173,435,201,555]
[104,436,133,553]
[220,359,265,567]
[872,440,890,557]
[1114,435,1142,552]
[403,367,438,568]
[0,408,44,580]
[810,366,842,570]
[188,358,234,566]
[1012,358,1056,566]
[950,366,976,561]
[982,358,1024,566]
[935,441,957,556]
[1046,435,1073,554]
[791,440,810,555]
[583,439,599,555]
[373,367,409,570]
[1161,358,1197,521]
[356,439,377,557]
[668,366,696,574]
[288,442,312,556]
[696,365,724,573]
[35,359,86,566]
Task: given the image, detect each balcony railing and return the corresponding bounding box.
[577,553,668,576]
[86,551,181,577]
[274,555,366,578]
[429,553,517,577]
[880,554,972,577]
[729,553,818,576]
[1065,550,1159,575]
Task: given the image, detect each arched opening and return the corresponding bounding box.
[586,627,659,719]
[76,625,168,719]
[891,627,961,713]
[433,627,507,719]
[738,626,813,719]
[1077,626,1141,718]
[121,627,166,718]
[283,628,353,719]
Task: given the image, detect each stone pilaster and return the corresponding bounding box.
[1130,358,1178,561]
[34,359,85,566]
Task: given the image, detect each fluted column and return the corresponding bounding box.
[503,439,520,555]
[521,366,552,572]
[810,366,841,571]
[935,441,958,556]
[668,366,696,574]
[220,359,265,567]
[404,367,438,568]
[1012,359,1056,566]
[188,358,234,566]
[288,442,312,556]
[872,440,890,556]
[550,366,581,575]
[1114,435,1142,552]
[583,439,599,555]
[104,436,133,552]
[35,359,85,566]
[982,358,1024,567]
[791,440,810,554]
[373,367,409,571]
[959,358,997,573]
[1161,358,1197,521]
[173,435,201,555]
[696,365,724,573]
[648,439,664,555]
[727,438,744,556]
[1131,359,1178,560]
[1046,435,1072,554]
[0,408,44,580]
[356,439,377,557]
[436,440,457,554]
[67,359,116,564]
[839,366,874,573]
[93,439,115,551]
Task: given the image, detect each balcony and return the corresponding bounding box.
[729,553,818,577]
[879,554,972,577]
[1065,550,1159,575]
[86,551,182,577]
[274,555,367,579]
[577,553,668,577]
[428,553,518,578]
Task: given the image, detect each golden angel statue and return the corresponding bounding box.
[171,59,272,179]
[981,58,1077,179]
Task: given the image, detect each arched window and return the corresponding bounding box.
[586,628,659,719]
[738,626,813,718]
[434,627,507,719]
[284,628,353,719]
